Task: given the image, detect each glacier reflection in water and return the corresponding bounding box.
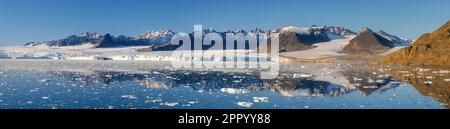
[0,60,448,109]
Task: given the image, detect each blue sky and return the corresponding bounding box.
[0,0,449,46]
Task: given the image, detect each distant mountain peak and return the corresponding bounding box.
[250,28,265,33]
[280,26,311,35]
[138,30,175,39]
[80,32,101,39]
[342,27,395,54]
[361,27,373,32]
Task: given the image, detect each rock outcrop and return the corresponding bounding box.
[381,20,450,66]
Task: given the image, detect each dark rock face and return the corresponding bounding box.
[277,31,329,52]
[342,28,394,54]
[381,20,450,66]
[94,34,115,48]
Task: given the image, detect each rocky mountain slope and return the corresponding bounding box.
[342,27,395,54]
[381,20,450,66]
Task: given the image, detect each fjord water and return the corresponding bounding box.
[0,60,448,109]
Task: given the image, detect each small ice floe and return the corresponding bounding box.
[444,79,450,82]
[367,79,375,83]
[425,76,435,79]
[41,96,50,99]
[363,86,378,89]
[121,95,138,99]
[424,81,433,85]
[107,105,114,109]
[293,73,312,78]
[188,101,199,104]
[160,102,178,107]
[39,79,50,83]
[417,68,430,72]
[0,92,3,96]
[389,81,402,84]
[237,102,253,108]
[252,97,269,103]
[376,80,385,83]
[353,77,363,81]
[232,79,243,83]
[221,88,249,94]
[145,99,162,103]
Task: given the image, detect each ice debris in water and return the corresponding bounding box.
[424,81,433,85]
[292,73,312,78]
[188,101,199,104]
[41,96,50,99]
[160,102,178,106]
[252,97,269,103]
[121,95,138,99]
[39,79,50,83]
[237,102,253,108]
[220,88,249,94]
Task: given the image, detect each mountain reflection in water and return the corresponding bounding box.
[0,60,448,109]
[384,68,450,108]
[47,68,399,98]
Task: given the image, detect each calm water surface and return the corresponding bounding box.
[0,60,448,109]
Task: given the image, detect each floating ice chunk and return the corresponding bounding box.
[39,79,50,83]
[220,88,249,94]
[367,79,375,83]
[0,92,3,96]
[145,99,162,103]
[252,97,269,103]
[41,96,50,99]
[424,81,433,85]
[232,79,243,83]
[237,102,253,108]
[353,77,362,81]
[188,101,199,104]
[121,95,138,99]
[376,80,385,83]
[293,73,312,78]
[362,86,378,89]
[389,81,402,84]
[425,76,435,79]
[160,102,178,106]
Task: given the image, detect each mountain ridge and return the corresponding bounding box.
[381,20,450,66]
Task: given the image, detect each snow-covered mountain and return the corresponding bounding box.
[260,25,357,52]
[376,30,412,46]
[24,32,101,47]
[270,25,356,38]
[138,30,175,45]
[24,30,176,48]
